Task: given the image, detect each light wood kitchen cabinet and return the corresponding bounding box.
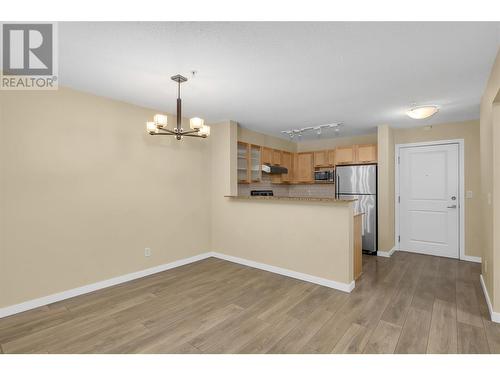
[356,144,377,163]
[237,142,250,183]
[261,147,273,165]
[335,146,356,164]
[250,144,262,182]
[314,150,329,167]
[296,152,314,183]
[271,151,293,184]
[328,149,335,166]
[272,149,282,165]
[281,151,293,182]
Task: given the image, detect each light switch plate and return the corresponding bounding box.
[466,191,473,199]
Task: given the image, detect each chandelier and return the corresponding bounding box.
[146,74,210,140]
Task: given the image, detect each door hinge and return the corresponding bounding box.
[398,235,400,243]
[398,156,400,164]
[398,196,400,203]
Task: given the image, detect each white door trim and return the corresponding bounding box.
[395,139,465,260]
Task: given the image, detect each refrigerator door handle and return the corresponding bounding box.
[336,174,340,199]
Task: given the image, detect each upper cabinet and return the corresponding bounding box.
[281,151,293,182]
[314,150,335,167]
[237,141,376,185]
[237,142,250,183]
[296,152,314,183]
[313,150,328,167]
[335,144,377,164]
[356,144,377,163]
[335,146,356,165]
[272,149,282,165]
[328,149,335,166]
[261,147,273,165]
[250,144,262,182]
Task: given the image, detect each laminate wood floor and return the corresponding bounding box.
[1,251,499,354]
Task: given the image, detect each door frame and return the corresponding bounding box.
[395,139,465,260]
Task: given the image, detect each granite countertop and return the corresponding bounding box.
[225,195,357,203]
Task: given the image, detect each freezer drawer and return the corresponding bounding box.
[338,194,377,252]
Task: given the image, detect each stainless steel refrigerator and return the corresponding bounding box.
[335,164,377,254]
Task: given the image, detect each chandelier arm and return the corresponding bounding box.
[183,133,207,138]
[180,129,201,135]
[156,128,177,135]
[149,132,175,136]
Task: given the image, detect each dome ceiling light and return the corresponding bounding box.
[406,105,439,120]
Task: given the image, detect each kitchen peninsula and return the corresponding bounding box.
[210,122,367,294]
[224,195,364,285]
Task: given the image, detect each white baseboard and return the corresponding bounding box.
[480,274,500,323]
[377,245,397,258]
[210,251,355,293]
[0,252,212,319]
[0,250,356,319]
[462,255,482,263]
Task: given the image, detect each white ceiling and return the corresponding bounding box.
[59,22,500,140]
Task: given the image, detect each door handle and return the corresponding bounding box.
[447,204,457,209]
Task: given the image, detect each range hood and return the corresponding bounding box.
[262,164,288,174]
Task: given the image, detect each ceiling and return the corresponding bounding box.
[59,22,500,140]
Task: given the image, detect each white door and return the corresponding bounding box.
[399,143,459,259]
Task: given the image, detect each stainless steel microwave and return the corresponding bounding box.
[314,170,334,182]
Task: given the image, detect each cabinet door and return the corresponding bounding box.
[237,142,250,183]
[328,149,335,166]
[314,151,328,167]
[261,147,273,164]
[356,144,377,163]
[335,146,355,165]
[296,153,314,182]
[272,149,282,165]
[250,145,262,182]
[281,152,292,182]
[292,153,299,183]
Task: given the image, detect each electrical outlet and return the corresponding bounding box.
[144,248,152,257]
[466,191,473,199]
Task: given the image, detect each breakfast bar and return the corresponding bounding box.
[211,195,362,292]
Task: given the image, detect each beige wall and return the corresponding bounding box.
[238,126,378,153]
[238,126,296,152]
[376,120,481,258]
[480,49,500,311]
[0,88,211,308]
[297,133,378,152]
[212,121,354,285]
[377,125,395,252]
[394,120,481,259]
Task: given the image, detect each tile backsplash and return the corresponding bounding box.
[289,183,335,197]
[238,174,335,198]
[238,174,290,197]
